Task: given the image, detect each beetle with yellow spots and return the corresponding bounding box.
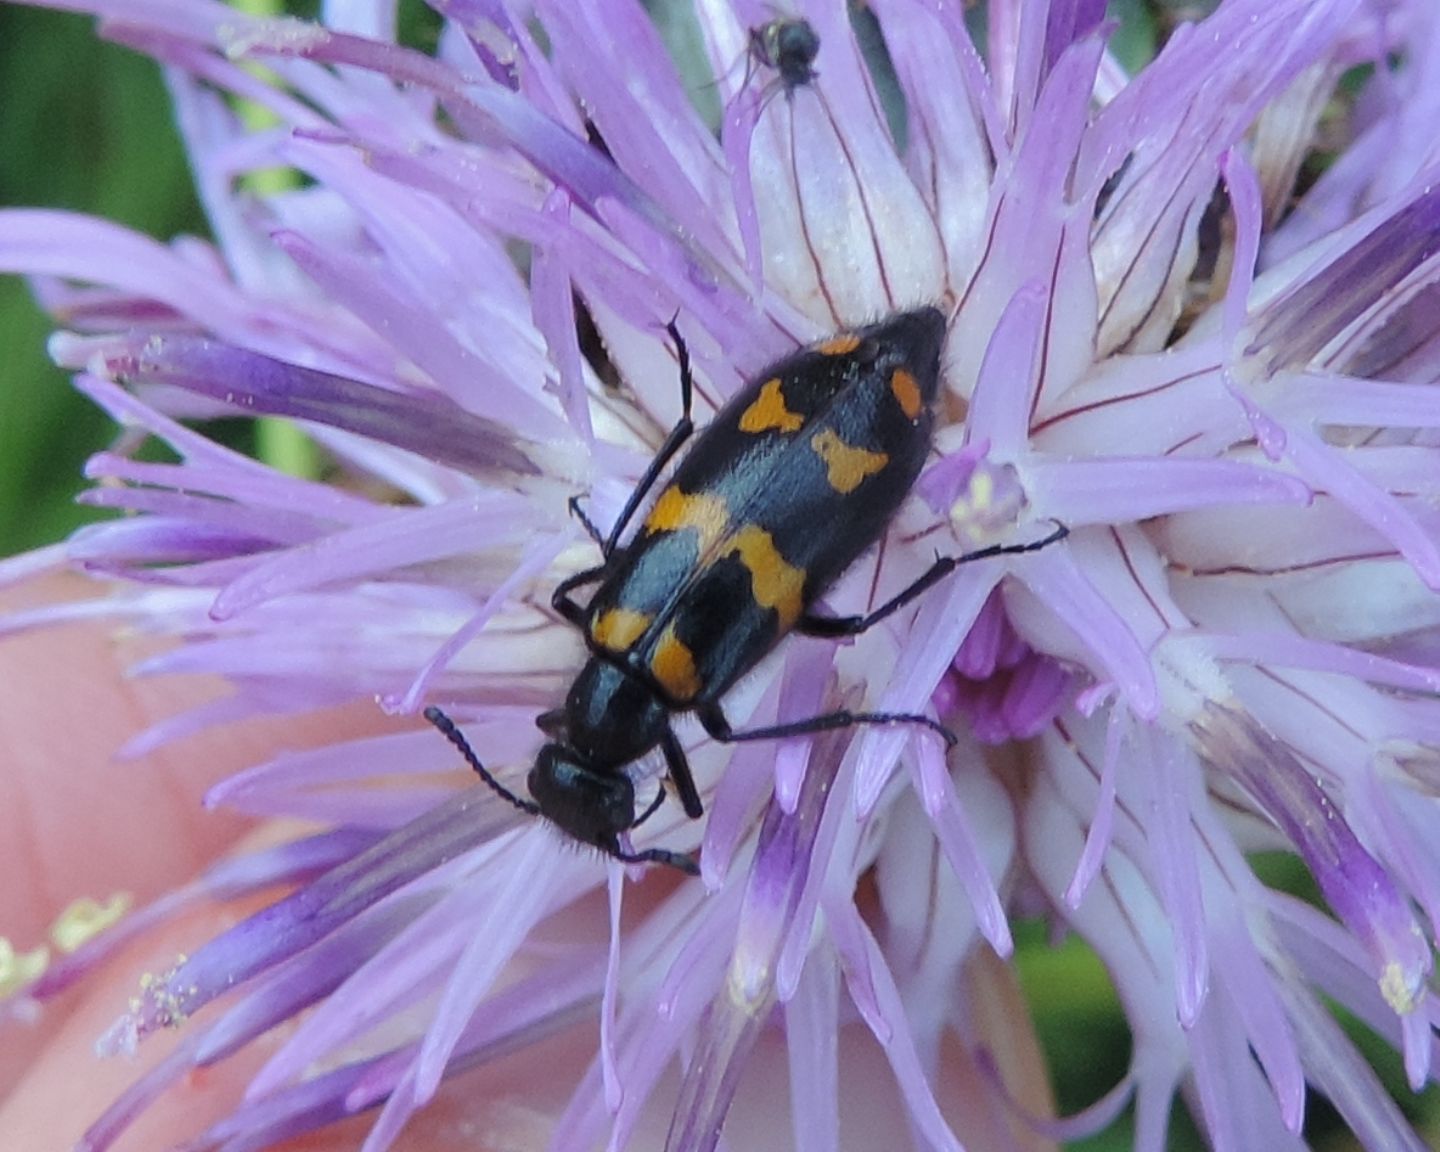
[427,307,1065,873]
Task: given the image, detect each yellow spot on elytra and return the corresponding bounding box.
[52,893,131,954]
[652,628,701,700]
[738,377,805,434]
[0,937,51,997]
[730,525,805,630]
[890,367,923,420]
[644,487,729,552]
[591,608,652,652]
[815,333,861,356]
[810,428,889,494]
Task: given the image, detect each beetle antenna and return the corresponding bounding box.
[424,706,541,817]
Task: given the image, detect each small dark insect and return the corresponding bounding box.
[428,308,1066,873]
[748,16,821,99]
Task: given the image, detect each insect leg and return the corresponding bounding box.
[597,316,697,558]
[661,726,705,819]
[425,706,541,816]
[697,702,957,749]
[611,842,700,875]
[535,708,566,736]
[798,521,1069,638]
[552,564,608,626]
[568,494,606,547]
[630,784,669,829]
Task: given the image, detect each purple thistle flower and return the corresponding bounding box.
[3,0,1440,1149]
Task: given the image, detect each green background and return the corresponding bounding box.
[0,6,206,553]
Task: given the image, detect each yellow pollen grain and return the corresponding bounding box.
[644,487,729,552]
[815,333,861,356]
[950,470,996,529]
[730,525,805,630]
[1380,956,1423,1014]
[810,428,889,494]
[0,937,51,998]
[652,628,701,701]
[51,893,132,954]
[890,367,923,420]
[738,377,805,434]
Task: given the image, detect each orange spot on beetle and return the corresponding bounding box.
[890,368,923,420]
[645,487,729,552]
[730,525,805,630]
[815,333,861,356]
[652,627,701,701]
[810,429,888,494]
[591,608,652,652]
[739,378,805,434]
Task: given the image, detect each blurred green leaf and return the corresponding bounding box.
[0,6,205,554]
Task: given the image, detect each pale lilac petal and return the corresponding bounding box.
[667,716,844,1152]
[390,533,570,713]
[699,714,781,886]
[1187,987,1307,1152]
[1352,766,1440,967]
[1086,0,1360,354]
[412,837,560,1099]
[600,866,624,1112]
[909,739,1012,955]
[97,789,522,1052]
[1195,704,1433,1014]
[717,88,766,288]
[530,212,598,440]
[109,334,542,477]
[1278,979,1433,1152]
[243,846,532,1101]
[80,1039,206,1152]
[209,494,536,618]
[1202,629,1440,694]
[873,0,998,278]
[1209,916,1306,1131]
[1279,422,1440,589]
[854,566,995,813]
[826,900,963,1152]
[782,945,840,1152]
[0,542,70,588]
[953,41,1103,409]
[534,0,738,266]
[964,281,1047,454]
[1250,183,1440,375]
[1135,725,1209,1025]
[1027,456,1311,526]
[1065,700,1126,907]
[1012,543,1159,718]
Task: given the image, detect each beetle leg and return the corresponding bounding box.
[552,564,607,625]
[565,318,697,560]
[798,521,1069,637]
[611,842,700,875]
[567,494,607,547]
[630,783,669,828]
[597,316,698,558]
[535,708,566,736]
[661,726,705,818]
[699,701,957,748]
